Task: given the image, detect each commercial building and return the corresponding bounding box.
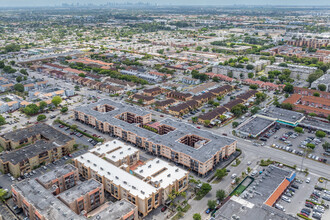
[236,117,275,138]
[74,140,189,217]
[256,106,305,127]
[0,123,75,177]
[11,164,137,220]
[214,165,296,220]
[73,99,237,176]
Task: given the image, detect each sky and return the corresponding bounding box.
[0,0,329,7]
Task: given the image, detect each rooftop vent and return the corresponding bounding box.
[167,174,171,177]
[148,165,151,168]
[80,156,84,159]
[107,172,111,175]
[100,167,104,170]
[139,169,143,173]
[156,160,159,163]
[115,176,119,179]
[93,163,97,167]
[141,190,145,195]
[87,160,90,163]
[175,169,179,172]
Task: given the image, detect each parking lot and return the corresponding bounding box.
[261,126,329,165]
[275,172,330,220]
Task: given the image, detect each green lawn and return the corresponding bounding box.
[231,185,247,196]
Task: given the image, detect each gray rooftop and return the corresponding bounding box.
[0,123,73,144]
[214,199,297,220]
[257,106,305,125]
[91,200,136,220]
[13,179,84,220]
[75,99,236,163]
[37,164,77,185]
[0,124,73,165]
[299,117,330,133]
[58,179,102,204]
[242,165,293,205]
[237,117,275,137]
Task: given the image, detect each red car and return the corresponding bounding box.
[300,212,308,218]
[196,126,201,129]
[161,206,167,212]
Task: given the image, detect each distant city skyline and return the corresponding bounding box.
[0,0,329,7]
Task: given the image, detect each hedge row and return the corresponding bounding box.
[56,120,104,143]
[297,213,311,220]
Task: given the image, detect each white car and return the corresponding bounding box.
[306,177,311,183]
[281,196,291,203]
[231,173,237,179]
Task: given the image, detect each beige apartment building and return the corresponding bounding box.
[74,140,189,217]
[74,99,237,177]
[0,123,75,177]
[11,164,137,220]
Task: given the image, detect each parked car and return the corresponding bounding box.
[291,184,299,189]
[205,208,212,214]
[281,196,291,203]
[161,206,167,212]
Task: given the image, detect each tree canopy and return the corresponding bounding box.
[52,96,62,107]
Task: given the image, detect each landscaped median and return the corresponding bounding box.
[55,119,104,143]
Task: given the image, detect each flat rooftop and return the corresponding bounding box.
[91,200,136,220]
[134,158,188,189]
[37,164,77,185]
[12,179,83,220]
[241,165,293,205]
[58,179,102,204]
[75,99,236,163]
[257,106,305,125]
[237,117,275,136]
[299,117,330,133]
[75,152,156,199]
[90,140,139,163]
[214,197,296,220]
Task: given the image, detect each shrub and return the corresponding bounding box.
[294,127,303,133]
[37,114,46,121]
[316,130,326,138]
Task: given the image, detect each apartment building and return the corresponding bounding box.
[143,87,163,96]
[73,99,237,176]
[294,87,330,100]
[283,94,330,117]
[166,91,192,101]
[11,164,136,220]
[265,64,317,80]
[89,140,140,167]
[212,65,255,79]
[74,140,189,217]
[58,179,105,215]
[0,123,75,177]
